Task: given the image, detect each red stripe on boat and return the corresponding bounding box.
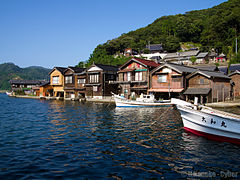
[184,127,240,145]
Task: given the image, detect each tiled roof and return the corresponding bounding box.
[187,70,230,79]
[219,64,240,74]
[68,67,86,73]
[10,79,47,85]
[146,44,163,51]
[94,64,119,71]
[55,67,67,74]
[184,88,211,95]
[196,52,208,58]
[133,57,159,67]
[229,70,240,77]
[164,50,199,60]
[194,65,219,71]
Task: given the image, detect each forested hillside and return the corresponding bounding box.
[0,63,50,90]
[83,0,240,66]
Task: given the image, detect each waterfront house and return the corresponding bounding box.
[39,81,53,97]
[10,79,47,95]
[49,67,67,97]
[85,63,118,99]
[228,70,240,97]
[184,70,231,103]
[116,57,159,98]
[63,67,86,100]
[149,63,196,100]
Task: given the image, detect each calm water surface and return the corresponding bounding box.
[0,93,240,179]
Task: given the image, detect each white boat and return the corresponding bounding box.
[171,98,240,144]
[112,93,173,107]
[6,91,12,96]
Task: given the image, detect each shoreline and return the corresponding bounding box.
[7,94,240,107]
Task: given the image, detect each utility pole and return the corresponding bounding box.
[236,38,238,54]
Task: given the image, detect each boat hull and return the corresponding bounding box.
[115,100,173,108]
[112,94,173,108]
[177,105,240,144]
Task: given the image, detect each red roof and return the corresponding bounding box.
[133,57,160,67]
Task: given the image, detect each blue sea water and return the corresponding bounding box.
[0,93,239,179]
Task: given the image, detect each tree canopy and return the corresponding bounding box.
[81,0,240,66]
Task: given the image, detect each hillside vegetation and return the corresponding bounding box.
[83,0,240,66]
[0,63,50,90]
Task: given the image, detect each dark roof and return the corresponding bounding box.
[10,79,47,85]
[146,44,163,51]
[219,64,240,74]
[68,67,86,73]
[229,70,240,77]
[184,88,211,95]
[194,65,219,71]
[164,50,199,60]
[40,81,50,86]
[187,70,230,79]
[94,64,119,71]
[151,62,196,75]
[49,67,67,75]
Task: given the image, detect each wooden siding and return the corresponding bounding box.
[151,69,183,90]
[230,74,240,97]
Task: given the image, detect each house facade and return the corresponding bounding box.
[184,70,231,103]
[149,63,196,100]
[229,70,240,98]
[63,67,86,100]
[117,57,159,98]
[49,67,67,97]
[85,63,118,99]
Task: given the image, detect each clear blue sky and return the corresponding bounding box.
[0,0,227,69]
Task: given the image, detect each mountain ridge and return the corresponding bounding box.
[0,62,51,90]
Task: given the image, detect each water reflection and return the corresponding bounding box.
[1,93,240,179]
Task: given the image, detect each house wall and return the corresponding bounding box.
[212,78,231,102]
[86,72,103,98]
[50,69,64,97]
[230,74,240,97]
[188,75,211,88]
[39,85,53,97]
[151,69,183,90]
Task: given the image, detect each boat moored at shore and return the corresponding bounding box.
[112,93,173,107]
[171,98,240,144]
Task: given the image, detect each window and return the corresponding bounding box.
[200,79,204,84]
[65,76,72,84]
[135,72,143,81]
[157,75,167,83]
[52,76,59,84]
[77,78,85,84]
[89,74,99,83]
[127,72,131,81]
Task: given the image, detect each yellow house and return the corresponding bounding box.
[49,67,67,97]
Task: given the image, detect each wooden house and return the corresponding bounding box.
[229,70,240,97]
[149,63,196,100]
[49,67,67,97]
[117,57,159,98]
[85,63,118,99]
[184,70,231,103]
[39,82,53,97]
[10,79,47,95]
[63,67,86,100]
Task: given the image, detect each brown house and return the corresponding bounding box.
[64,67,86,100]
[149,63,196,100]
[184,70,231,103]
[117,57,159,98]
[85,63,118,99]
[49,67,67,97]
[229,70,240,98]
